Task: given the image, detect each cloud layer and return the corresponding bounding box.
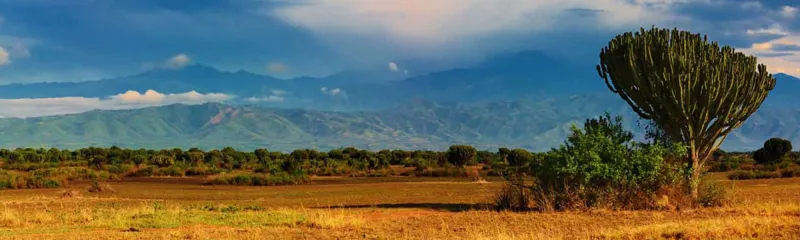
[166,53,191,68]
[0,45,10,66]
[0,90,233,118]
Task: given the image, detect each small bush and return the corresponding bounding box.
[206,173,310,186]
[698,183,730,207]
[493,176,531,211]
[88,180,116,193]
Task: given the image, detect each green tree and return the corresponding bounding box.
[447,145,477,167]
[754,138,793,164]
[507,149,533,167]
[597,27,776,198]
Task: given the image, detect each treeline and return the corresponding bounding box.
[0,145,539,179]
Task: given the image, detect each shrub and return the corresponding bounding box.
[493,175,531,211]
[499,115,688,211]
[698,183,730,207]
[88,180,116,193]
[206,173,310,186]
[709,156,745,172]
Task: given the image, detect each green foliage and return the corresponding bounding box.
[506,149,533,167]
[446,145,477,167]
[754,138,793,164]
[0,171,65,190]
[502,114,688,211]
[709,156,746,172]
[31,167,117,181]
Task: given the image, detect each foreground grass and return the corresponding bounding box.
[0,174,798,239]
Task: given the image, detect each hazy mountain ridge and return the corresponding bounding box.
[0,50,797,151]
[0,96,794,151]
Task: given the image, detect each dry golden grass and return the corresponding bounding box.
[0,173,797,239]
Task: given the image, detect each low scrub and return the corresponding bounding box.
[2,161,87,171]
[728,167,800,180]
[185,164,225,176]
[30,167,119,181]
[0,171,66,190]
[128,166,188,177]
[206,173,310,186]
[412,167,469,177]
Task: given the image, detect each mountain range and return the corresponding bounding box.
[0,50,798,151]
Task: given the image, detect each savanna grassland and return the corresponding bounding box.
[0,172,798,240]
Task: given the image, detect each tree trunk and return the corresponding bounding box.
[688,150,701,200]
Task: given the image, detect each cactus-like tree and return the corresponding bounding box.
[597,27,776,198]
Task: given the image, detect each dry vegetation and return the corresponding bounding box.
[0,173,795,239]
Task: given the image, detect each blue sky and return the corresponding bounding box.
[0,0,798,84]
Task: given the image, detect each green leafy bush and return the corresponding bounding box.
[446,145,477,167]
[498,114,688,211]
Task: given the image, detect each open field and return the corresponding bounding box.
[0,173,798,240]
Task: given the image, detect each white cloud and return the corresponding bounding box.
[271,89,288,96]
[166,53,191,68]
[0,90,233,118]
[271,0,684,46]
[741,34,800,77]
[245,96,285,102]
[388,62,399,72]
[0,46,10,66]
[782,6,798,18]
[245,89,288,103]
[266,62,290,74]
[320,87,346,97]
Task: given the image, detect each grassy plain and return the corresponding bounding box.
[0,173,798,239]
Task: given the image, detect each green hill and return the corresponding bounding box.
[0,97,792,152]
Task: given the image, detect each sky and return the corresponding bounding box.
[0,0,798,117]
[0,0,798,84]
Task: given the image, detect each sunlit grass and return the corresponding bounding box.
[0,174,797,239]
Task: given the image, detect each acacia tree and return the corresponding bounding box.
[597,27,776,198]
